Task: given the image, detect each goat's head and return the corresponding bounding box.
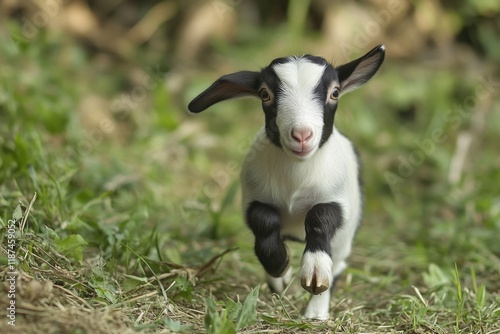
[188,45,385,159]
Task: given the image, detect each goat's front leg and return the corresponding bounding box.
[246,201,290,292]
[300,202,343,320]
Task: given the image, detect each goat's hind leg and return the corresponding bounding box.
[304,281,332,320]
[246,201,290,293]
[266,266,293,294]
[303,260,346,320]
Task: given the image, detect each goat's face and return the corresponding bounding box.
[259,56,341,159]
[188,45,385,159]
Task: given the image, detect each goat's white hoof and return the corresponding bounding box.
[266,266,293,294]
[304,310,329,321]
[300,251,333,295]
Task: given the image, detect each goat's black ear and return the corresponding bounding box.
[188,71,261,113]
[336,45,385,96]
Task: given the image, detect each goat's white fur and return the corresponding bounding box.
[189,46,384,321]
[273,60,326,159]
[242,125,361,319]
[241,59,362,319]
[266,266,293,294]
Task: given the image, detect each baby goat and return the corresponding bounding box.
[188,45,385,320]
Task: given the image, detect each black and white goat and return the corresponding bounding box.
[188,45,385,320]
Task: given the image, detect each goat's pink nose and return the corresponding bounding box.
[291,128,313,143]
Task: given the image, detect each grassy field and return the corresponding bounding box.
[1,11,500,334]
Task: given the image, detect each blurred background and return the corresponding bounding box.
[0,0,499,332]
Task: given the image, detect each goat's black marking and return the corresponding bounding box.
[187,71,260,113]
[268,56,294,67]
[302,54,328,66]
[246,201,289,277]
[260,65,285,148]
[304,202,343,254]
[336,44,385,89]
[315,64,340,148]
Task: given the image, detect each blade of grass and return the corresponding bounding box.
[20,192,37,233]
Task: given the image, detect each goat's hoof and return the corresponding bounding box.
[301,275,329,295]
[299,251,333,295]
[304,312,330,321]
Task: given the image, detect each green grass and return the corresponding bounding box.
[1,19,500,334]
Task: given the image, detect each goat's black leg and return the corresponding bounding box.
[246,201,289,277]
[300,202,343,295]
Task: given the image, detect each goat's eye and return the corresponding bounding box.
[260,88,271,102]
[330,87,340,100]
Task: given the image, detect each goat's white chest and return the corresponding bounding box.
[262,164,323,215]
[241,130,348,219]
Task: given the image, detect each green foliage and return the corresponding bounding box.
[174,276,195,301]
[54,234,87,265]
[287,0,311,40]
[89,267,118,304]
[12,204,23,221]
[162,318,194,333]
[204,287,259,333]
[204,180,240,239]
